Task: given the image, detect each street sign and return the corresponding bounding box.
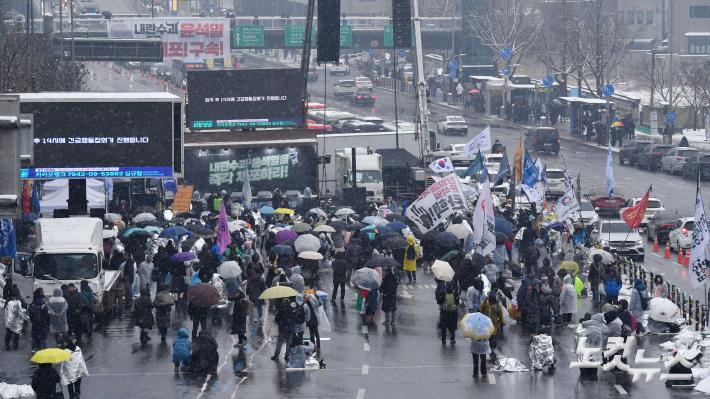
[666,111,676,125]
[284,24,317,47]
[233,25,264,48]
[502,67,511,77]
[602,84,614,97]
[384,24,393,47]
[500,47,511,61]
[340,25,352,47]
[543,75,553,88]
[650,110,658,135]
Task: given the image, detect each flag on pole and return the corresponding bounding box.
[513,138,523,183]
[21,181,30,216]
[463,126,492,156]
[216,202,232,254]
[522,150,539,187]
[30,182,40,214]
[494,151,510,186]
[471,180,496,255]
[689,175,710,289]
[461,151,484,177]
[429,157,455,173]
[606,140,615,197]
[242,163,253,207]
[620,187,652,229]
[0,218,17,259]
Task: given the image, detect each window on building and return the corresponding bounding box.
[646,10,654,24]
[627,10,635,24]
[688,36,710,54]
[636,10,644,24]
[689,5,710,18]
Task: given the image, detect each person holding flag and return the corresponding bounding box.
[471,180,496,256]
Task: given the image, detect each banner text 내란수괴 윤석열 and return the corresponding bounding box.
[405,173,468,233]
[106,18,230,59]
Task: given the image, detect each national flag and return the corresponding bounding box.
[471,180,496,255]
[689,174,710,289]
[513,138,523,183]
[216,202,232,254]
[522,150,539,187]
[460,151,484,177]
[620,187,651,229]
[429,157,455,173]
[494,151,510,186]
[606,140,615,197]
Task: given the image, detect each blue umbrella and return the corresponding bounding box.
[494,216,513,237]
[385,221,407,232]
[362,216,378,225]
[270,244,295,256]
[376,225,394,235]
[260,206,275,215]
[160,226,192,239]
[459,312,495,340]
[435,231,459,249]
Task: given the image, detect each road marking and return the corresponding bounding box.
[364,342,371,352]
[362,364,369,375]
[356,388,366,399]
[195,374,212,399]
[487,374,496,384]
[615,384,628,395]
[362,326,369,335]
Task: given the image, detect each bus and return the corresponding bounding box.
[172,59,207,88]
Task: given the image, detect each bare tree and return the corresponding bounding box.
[680,60,710,129]
[634,55,688,108]
[465,0,542,75]
[532,0,577,96]
[565,0,634,97]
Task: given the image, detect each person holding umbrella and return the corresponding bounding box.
[460,312,493,378]
[32,363,61,399]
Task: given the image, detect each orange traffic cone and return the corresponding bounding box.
[664,242,671,259]
[684,249,690,267]
[678,247,685,264]
[652,238,659,253]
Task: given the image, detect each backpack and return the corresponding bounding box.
[406,244,417,261]
[443,293,456,312]
[638,289,650,311]
[28,303,46,325]
[294,302,306,324]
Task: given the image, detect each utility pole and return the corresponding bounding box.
[649,49,655,108]
[298,0,315,128]
[666,0,673,144]
[70,0,76,90]
[0,0,4,93]
[412,0,430,161]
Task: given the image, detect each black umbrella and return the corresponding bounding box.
[270,244,295,256]
[328,220,348,231]
[385,214,406,222]
[384,236,408,250]
[187,283,220,307]
[435,231,459,249]
[364,257,399,269]
[346,222,364,231]
[181,236,200,251]
[185,224,215,239]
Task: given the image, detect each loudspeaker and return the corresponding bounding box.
[67,179,88,216]
[53,209,69,218]
[341,187,367,213]
[89,208,106,220]
[317,0,341,62]
[392,0,412,48]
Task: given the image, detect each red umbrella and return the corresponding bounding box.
[187,283,220,307]
[468,88,481,95]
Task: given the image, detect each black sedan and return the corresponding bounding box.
[637,144,673,171]
[682,152,710,180]
[349,89,376,106]
[647,212,682,245]
[618,141,651,166]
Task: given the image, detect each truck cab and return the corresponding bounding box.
[335,147,384,203]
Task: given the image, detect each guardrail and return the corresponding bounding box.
[372,76,415,97]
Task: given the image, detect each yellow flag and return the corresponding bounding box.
[513,138,523,183]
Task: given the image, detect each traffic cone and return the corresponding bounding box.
[684,249,690,267]
[678,247,685,264]
[652,237,659,253]
[664,242,671,259]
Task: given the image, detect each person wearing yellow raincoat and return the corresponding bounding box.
[403,236,419,284]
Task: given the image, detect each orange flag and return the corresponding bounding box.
[513,138,523,183]
[621,188,651,228]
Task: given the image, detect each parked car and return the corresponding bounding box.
[330,60,350,76]
[349,89,376,106]
[618,197,665,227]
[360,116,384,125]
[646,212,680,245]
[344,53,361,65]
[305,119,332,132]
[682,152,710,180]
[334,79,357,99]
[484,153,504,169]
[579,199,600,227]
[437,116,468,135]
[545,168,566,195]
[660,147,699,174]
[637,144,673,171]
[354,76,373,90]
[668,217,694,253]
[590,194,626,218]
[339,120,388,133]
[618,141,652,166]
[432,143,474,167]
[525,127,560,155]
[598,220,645,261]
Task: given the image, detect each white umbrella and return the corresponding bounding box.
[446,223,471,240]
[133,213,157,223]
[313,225,336,234]
[298,251,324,260]
[218,261,242,279]
[649,297,681,323]
[590,248,614,265]
[308,208,327,218]
[431,259,455,282]
[335,208,356,216]
[104,213,122,223]
[229,219,247,233]
[294,234,321,253]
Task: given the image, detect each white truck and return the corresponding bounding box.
[335,148,384,203]
[12,218,123,314]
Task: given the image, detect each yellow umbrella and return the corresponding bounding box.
[612,121,624,127]
[31,348,70,364]
[560,260,579,276]
[258,285,299,300]
[275,208,295,215]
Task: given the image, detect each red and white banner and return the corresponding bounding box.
[405,173,468,233]
[107,18,230,59]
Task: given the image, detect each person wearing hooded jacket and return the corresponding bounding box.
[559,274,577,323]
[153,285,174,343]
[466,279,484,313]
[403,236,419,284]
[603,267,622,304]
[480,291,505,349]
[60,341,89,399]
[48,287,69,345]
[629,278,648,334]
[28,288,50,352]
[331,252,348,302]
[4,286,26,350]
[133,288,154,345]
[32,363,60,399]
[380,267,399,325]
[172,327,192,371]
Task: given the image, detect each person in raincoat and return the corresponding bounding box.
[466,279,484,313]
[653,275,669,298]
[304,293,322,350]
[60,341,89,399]
[287,334,314,369]
[4,286,27,350]
[559,274,577,324]
[28,287,50,352]
[469,317,491,378]
[48,287,68,344]
[629,278,648,334]
[403,236,419,284]
[331,252,348,302]
[602,266,622,305]
[133,287,154,346]
[480,290,505,350]
[172,327,192,372]
[153,284,174,343]
[32,363,61,399]
[138,255,155,292]
[380,267,399,325]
